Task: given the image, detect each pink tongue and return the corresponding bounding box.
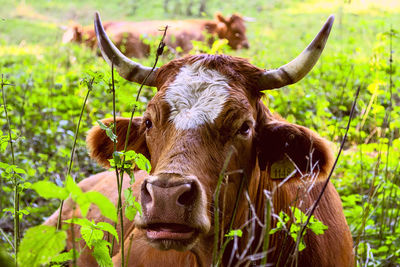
[147,229,194,240]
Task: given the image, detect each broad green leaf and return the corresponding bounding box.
[51,249,78,263]
[81,224,104,249]
[0,162,10,169]
[64,218,91,227]
[10,165,26,174]
[112,151,123,168]
[309,219,328,235]
[65,175,82,198]
[92,239,113,267]
[133,200,142,216]
[124,150,137,161]
[31,181,69,200]
[85,191,117,222]
[18,225,66,267]
[124,188,142,220]
[96,222,119,243]
[134,153,152,173]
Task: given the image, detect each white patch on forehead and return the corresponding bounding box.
[165,61,230,130]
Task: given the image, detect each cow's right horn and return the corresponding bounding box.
[94,12,157,86]
[259,15,334,90]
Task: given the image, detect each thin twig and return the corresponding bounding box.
[213,146,235,266]
[56,77,94,267]
[1,74,19,265]
[298,84,361,241]
[107,26,168,267]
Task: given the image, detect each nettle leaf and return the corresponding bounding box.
[96,222,119,243]
[124,188,142,220]
[81,224,104,249]
[92,239,113,267]
[112,151,124,168]
[0,161,10,170]
[309,218,328,235]
[18,225,66,267]
[51,249,78,263]
[64,217,91,227]
[134,153,151,173]
[31,181,69,200]
[97,120,117,143]
[10,165,26,174]
[65,176,92,216]
[125,150,151,173]
[65,176,83,198]
[85,191,117,222]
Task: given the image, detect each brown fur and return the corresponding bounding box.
[46,54,353,266]
[62,14,249,58]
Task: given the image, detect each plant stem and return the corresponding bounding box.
[261,191,272,266]
[212,146,234,267]
[107,27,168,267]
[299,84,361,241]
[109,62,125,267]
[1,74,19,265]
[56,77,93,267]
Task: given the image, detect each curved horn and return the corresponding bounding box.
[94,12,157,86]
[260,15,334,90]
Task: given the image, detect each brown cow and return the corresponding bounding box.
[46,12,354,266]
[62,13,249,58]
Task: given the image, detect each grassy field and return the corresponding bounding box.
[0,0,399,266]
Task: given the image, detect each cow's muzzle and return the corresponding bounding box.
[136,174,211,250]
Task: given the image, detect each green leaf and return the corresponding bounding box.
[65,176,83,198]
[10,165,26,174]
[18,225,67,267]
[0,162,10,170]
[96,222,119,243]
[225,229,243,238]
[31,181,69,200]
[124,188,142,220]
[112,151,123,168]
[81,224,104,249]
[85,191,117,222]
[97,120,117,143]
[308,219,328,235]
[92,239,113,267]
[64,217,91,227]
[134,153,152,173]
[51,249,78,263]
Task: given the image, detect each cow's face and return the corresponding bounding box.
[90,12,335,253]
[216,13,249,50]
[133,57,264,251]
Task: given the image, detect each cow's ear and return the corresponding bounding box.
[257,119,334,179]
[86,117,149,168]
[216,13,228,24]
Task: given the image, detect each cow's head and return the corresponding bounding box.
[62,22,84,44]
[88,12,334,253]
[215,13,249,50]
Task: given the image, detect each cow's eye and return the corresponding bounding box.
[145,119,152,129]
[238,122,251,136]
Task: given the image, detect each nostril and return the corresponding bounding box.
[177,183,196,207]
[141,181,152,205]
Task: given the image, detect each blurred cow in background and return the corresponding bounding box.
[62,13,249,58]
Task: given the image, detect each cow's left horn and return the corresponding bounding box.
[260,15,334,90]
[94,12,157,86]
